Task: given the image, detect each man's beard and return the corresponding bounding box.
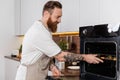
[47,17,58,33]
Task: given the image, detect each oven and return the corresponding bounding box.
[79,24,120,80]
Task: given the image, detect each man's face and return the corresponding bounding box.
[47,8,62,32]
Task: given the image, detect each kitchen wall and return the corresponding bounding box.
[99,0,120,24]
[16,0,120,35]
[53,36,80,54]
[79,0,120,26]
[0,0,19,80]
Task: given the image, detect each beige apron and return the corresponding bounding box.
[22,54,51,80]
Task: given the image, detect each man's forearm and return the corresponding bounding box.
[55,51,103,64]
[64,52,84,62]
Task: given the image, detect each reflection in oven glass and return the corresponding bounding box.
[85,42,116,78]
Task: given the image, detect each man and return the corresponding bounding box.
[16,1,103,80]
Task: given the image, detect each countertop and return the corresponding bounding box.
[49,69,80,80]
[4,56,80,79]
[4,56,20,61]
[61,68,80,76]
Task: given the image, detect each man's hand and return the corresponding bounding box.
[54,51,103,64]
[82,54,104,64]
[50,65,62,77]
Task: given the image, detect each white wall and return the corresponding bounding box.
[79,0,120,26]
[100,0,120,24]
[79,0,100,26]
[0,0,18,80]
[20,0,58,34]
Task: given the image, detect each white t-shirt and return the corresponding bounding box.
[15,21,61,80]
[21,20,61,65]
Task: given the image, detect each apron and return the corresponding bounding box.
[22,54,51,80]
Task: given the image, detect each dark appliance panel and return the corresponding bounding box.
[85,41,116,78]
[79,24,120,80]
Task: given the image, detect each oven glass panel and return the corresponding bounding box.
[84,42,116,78]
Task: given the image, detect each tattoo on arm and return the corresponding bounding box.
[64,52,84,62]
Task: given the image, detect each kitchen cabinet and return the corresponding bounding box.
[15,0,21,35]
[20,0,51,35]
[15,0,120,35]
[5,58,20,80]
[15,0,45,35]
[79,0,120,26]
[58,0,80,32]
[79,0,100,26]
[15,0,80,35]
[16,0,60,35]
[99,0,120,24]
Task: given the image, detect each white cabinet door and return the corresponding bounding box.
[15,0,49,35]
[100,0,120,24]
[5,58,20,80]
[79,0,100,26]
[21,0,43,35]
[16,0,79,34]
[57,0,80,32]
[15,0,21,35]
[21,0,60,34]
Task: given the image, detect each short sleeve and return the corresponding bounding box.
[33,35,61,57]
[30,23,61,57]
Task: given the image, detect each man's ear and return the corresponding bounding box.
[43,11,50,19]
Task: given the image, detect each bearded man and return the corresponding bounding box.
[15,1,103,80]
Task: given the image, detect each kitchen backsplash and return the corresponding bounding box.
[53,35,80,54]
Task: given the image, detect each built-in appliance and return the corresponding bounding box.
[79,24,120,80]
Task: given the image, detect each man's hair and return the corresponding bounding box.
[43,1,62,15]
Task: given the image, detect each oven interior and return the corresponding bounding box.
[84,42,117,78]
